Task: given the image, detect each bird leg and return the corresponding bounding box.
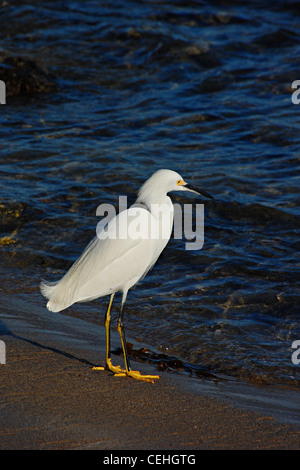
[93,293,159,383]
[116,301,160,384]
[92,293,126,375]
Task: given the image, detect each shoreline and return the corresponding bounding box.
[0,293,299,450]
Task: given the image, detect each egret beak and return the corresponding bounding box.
[184,183,214,200]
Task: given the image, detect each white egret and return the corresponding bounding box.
[40,169,213,383]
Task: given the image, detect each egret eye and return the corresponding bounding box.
[177,180,182,185]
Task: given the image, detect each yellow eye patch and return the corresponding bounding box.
[177,179,185,186]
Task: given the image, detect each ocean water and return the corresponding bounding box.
[0,0,300,388]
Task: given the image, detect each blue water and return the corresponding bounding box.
[0,0,300,387]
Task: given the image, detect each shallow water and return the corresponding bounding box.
[0,0,300,388]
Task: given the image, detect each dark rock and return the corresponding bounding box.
[0,56,57,97]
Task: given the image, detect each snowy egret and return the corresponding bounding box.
[40,169,213,383]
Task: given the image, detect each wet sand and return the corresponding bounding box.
[0,293,299,450]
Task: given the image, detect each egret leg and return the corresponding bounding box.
[116,295,160,384]
[92,293,126,375]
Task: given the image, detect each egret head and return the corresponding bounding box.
[175,175,214,200]
[137,169,214,204]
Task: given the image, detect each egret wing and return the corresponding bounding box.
[41,207,159,311]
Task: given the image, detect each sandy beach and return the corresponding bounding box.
[0,293,299,450]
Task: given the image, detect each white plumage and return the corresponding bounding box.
[40,169,213,382]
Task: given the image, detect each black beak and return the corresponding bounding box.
[184,183,214,200]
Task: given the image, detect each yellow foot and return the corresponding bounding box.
[126,370,160,384]
[92,365,105,371]
[92,361,159,383]
[92,364,126,374]
[92,358,126,375]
